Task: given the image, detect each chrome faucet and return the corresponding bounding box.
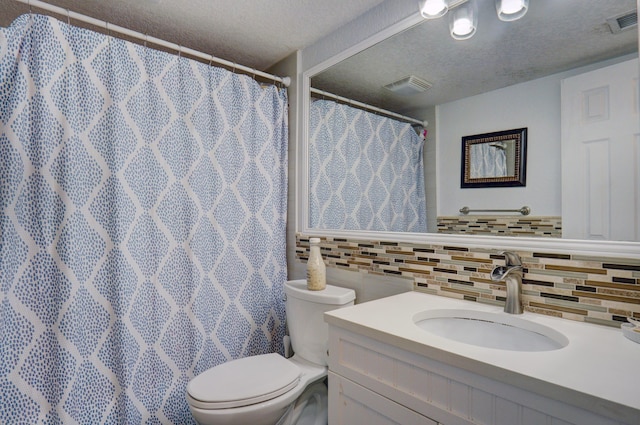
[490,251,524,314]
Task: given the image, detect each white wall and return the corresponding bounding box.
[267,51,306,279]
[437,54,636,217]
[437,71,562,216]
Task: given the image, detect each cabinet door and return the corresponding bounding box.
[329,372,438,425]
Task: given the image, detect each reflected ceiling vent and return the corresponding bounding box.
[606,10,637,34]
[384,75,432,96]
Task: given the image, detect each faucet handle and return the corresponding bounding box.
[500,251,522,267]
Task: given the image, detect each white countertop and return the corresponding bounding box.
[325,291,640,424]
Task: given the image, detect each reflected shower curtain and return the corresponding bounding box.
[1,14,288,424]
[309,99,426,232]
[469,143,507,178]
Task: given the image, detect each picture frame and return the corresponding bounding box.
[460,127,527,188]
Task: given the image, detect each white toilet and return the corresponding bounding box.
[186,279,355,425]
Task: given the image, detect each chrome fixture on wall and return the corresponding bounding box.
[459,206,531,215]
[420,0,529,40]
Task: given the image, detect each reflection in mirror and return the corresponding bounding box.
[308,0,638,241]
[461,127,527,188]
[469,142,509,178]
[308,97,427,232]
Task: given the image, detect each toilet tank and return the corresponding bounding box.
[284,279,355,366]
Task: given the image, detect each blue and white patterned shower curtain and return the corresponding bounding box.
[309,99,426,232]
[1,14,288,424]
[469,143,507,178]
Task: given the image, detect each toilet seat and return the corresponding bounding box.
[187,353,301,410]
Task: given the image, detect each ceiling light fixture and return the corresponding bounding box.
[450,0,477,40]
[420,0,448,19]
[496,0,528,22]
[420,0,528,40]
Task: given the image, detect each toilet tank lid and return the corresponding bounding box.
[285,280,355,305]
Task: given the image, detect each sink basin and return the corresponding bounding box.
[414,309,569,352]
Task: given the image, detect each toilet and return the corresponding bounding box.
[186,279,355,425]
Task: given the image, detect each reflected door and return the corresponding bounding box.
[561,58,640,241]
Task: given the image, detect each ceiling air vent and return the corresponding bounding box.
[384,75,432,96]
[606,10,638,34]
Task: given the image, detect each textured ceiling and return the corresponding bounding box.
[312,0,639,116]
[0,0,387,70]
[2,0,637,117]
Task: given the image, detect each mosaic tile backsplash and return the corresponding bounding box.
[437,215,562,238]
[296,234,640,327]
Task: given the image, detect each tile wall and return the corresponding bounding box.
[296,234,640,327]
[437,216,562,238]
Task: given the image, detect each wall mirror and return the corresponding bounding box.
[461,127,527,188]
[301,0,639,251]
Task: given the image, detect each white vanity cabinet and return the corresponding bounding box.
[325,293,639,425]
[327,326,623,425]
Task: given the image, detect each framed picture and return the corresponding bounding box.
[460,127,527,188]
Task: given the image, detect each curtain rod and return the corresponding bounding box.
[310,87,428,127]
[15,0,291,87]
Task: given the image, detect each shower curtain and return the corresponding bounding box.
[1,14,288,424]
[469,143,508,178]
[309,99,426,232]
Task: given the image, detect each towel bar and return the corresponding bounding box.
[459,206,531,216]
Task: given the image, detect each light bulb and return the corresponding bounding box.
[421,0,448,19]
[501,0,523,14]
[452,18,474,36]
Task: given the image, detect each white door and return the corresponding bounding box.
[561,58,639,241]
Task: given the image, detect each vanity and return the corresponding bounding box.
[325,292,640,425]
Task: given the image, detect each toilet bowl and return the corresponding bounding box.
[187,354,326,425]
[186,280,355,425]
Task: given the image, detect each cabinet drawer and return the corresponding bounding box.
[329,372,438,425]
